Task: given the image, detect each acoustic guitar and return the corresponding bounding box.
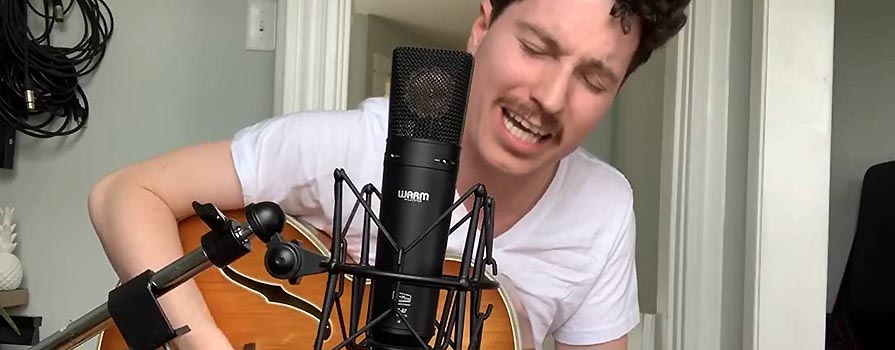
[95,210,522,350]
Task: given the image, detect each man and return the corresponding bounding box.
[87,0,690,349]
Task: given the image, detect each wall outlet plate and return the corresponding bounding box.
[246,0,277,51]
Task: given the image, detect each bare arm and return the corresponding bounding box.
[88,140,245,350]
[555,335,627,350]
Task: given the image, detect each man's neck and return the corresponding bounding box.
[456,146,559,237]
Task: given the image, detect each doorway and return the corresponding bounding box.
[274,0,836,348]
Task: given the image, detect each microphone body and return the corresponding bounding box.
[371,139,459,347]
[368,47,474,350]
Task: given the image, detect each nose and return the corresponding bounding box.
[531,64,572,115]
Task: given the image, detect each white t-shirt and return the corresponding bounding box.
[230,97,640,349]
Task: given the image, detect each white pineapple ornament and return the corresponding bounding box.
[0,207,22,291]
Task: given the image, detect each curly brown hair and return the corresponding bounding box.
[489,0,690,80]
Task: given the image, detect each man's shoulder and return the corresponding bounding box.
[560,148,633,204]
[532,148,634,242]
[345,96,390,126]
[355,96,390,120]
[270,96,389,129]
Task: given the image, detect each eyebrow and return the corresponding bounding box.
[516,21,621,87]
[582,57,620,87]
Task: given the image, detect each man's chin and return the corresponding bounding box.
[484,152,544,177]
[465,141,551,177]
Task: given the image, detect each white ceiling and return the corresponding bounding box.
[354,0,481,48]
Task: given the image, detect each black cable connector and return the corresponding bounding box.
[52,0,64,23]
[24,74,36,112]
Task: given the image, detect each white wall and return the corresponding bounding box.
[827,0,895,311]
[582,48,666,315]
[582,105,616,164]
[616,53,665,315]
[348,13,371,108]
[0,0,275,347]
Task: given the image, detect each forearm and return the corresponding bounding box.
[88,172,230,349]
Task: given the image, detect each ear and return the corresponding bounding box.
[466,0,494,54]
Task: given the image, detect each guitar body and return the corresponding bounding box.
[96,210,521,350]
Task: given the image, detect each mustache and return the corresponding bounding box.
[496,96,559,132]
[497,96,545,118]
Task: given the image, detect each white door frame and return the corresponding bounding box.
[742,0,834,349]
[274,0,353,116]
[657,0,731,348]
[658,0,835,349]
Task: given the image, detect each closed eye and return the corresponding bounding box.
[519,39,548,56]
[581,73,607,93]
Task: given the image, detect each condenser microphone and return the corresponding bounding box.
[368,47,474,350]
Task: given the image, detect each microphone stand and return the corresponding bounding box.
[29,168,499,350]
[29,201,290,350]
[259,169,499,350]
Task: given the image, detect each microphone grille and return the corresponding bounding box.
[387,47,474,145]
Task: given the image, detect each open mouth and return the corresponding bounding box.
[501,107,552,145]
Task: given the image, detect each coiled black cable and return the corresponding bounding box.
[0,0,113,138]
